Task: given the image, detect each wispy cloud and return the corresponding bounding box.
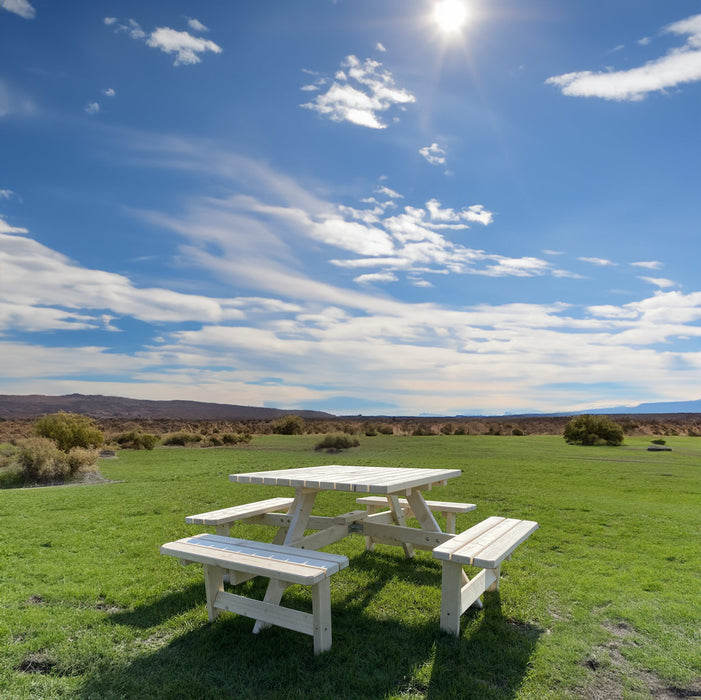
[187,18,208,33]
[547,13,701,100]
[579,256,616,266]
[106,17,222,66]
[419,143,447,165]
[301,55,415,129]
[85,101,100,115]
[639,276,677,288]
[103,88,116,97]
[0,0,35,20]
[630,260,663,270]
[0,79,36,118]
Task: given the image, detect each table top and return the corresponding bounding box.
[229,465,461,494]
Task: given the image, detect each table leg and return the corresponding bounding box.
[387,495,415,558]
[252,488,317,634]
[405,489,480,605]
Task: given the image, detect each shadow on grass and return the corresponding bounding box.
[81,552,542,699]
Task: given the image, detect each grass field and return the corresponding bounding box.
[0,435,699,699]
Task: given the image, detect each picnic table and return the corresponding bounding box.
[162,464,538,652]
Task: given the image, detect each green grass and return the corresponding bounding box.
[0,435,699,699]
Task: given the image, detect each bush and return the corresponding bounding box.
[221,432,252,446]
[115,431,158,450]
[35,412,103,452]
[563,415,624,446]
[651,438,666,445]
[15,438,98,483]
[314,434,360,452]
[271,415,306,435]
[162,432,202,447]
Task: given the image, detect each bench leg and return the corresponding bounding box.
[440,563,496,635]
[203,564,225,622]
[440,561,464,636]
[311,577,333,654]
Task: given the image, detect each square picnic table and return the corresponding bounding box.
[228,465,464,631]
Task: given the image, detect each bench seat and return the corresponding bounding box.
[186,497,295,536]
[432,516,538,635]
[161,533,348,654]
[355,496,476,534]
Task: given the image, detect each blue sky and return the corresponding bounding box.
[1,0,700,416]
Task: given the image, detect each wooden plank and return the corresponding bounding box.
[405,489,441,533]
[311,577,332,654]
[432,517,505,560]
[288,524,350,550]
[470,520,538,568]
[450,518,525,565]
[356,496,476,514]
[388,494,415,558]
[160,540,332,585]
[361,522,454,549]
[186,497,295,525]
[230,465,462,494]
[213,590,314,637]
[186,533,349,568]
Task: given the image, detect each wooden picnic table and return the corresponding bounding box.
[229,465,463,631]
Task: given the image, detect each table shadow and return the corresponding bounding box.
[80,552,541,699]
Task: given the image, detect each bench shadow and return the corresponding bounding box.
[81,552,541,699]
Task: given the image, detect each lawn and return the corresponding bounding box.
[0,435,699,699]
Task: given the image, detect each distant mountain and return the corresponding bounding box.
[593,399,701,415]
[0,394,334,421]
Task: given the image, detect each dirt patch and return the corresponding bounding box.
[581,627,701,700]
[17,652,56,674]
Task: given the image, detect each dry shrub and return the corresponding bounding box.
[16,437,98,483]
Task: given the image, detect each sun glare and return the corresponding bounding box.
[434,0,468,33]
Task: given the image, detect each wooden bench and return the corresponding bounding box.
[186,497,295,537]
[356,496,476,554]
[432,516,539,636]
[160,533,349,654]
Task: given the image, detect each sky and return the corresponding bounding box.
[1,0,700,416]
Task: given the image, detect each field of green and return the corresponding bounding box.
[1,435,699,699]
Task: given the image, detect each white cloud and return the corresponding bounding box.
[579,256,616,266]
[631,260,663,270]
[354,271,398,285]
[107,18,221,66]
[0,189,17,200]
[375,185,403,200]
[419,142,447,165]
[147,27,222,66]
[85,101,100,115]
[376,42,387,52]
[187,17,208,32]
[301,55,415,129]
[0,0,35,19]
[103,88,116,97]
[547,12,701,100]
[639,276,677,288]
[0,216,28,234]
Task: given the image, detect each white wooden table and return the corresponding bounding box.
[229,465,463,631]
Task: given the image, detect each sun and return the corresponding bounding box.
[433,0,469,33]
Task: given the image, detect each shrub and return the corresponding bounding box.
[115,431,158,450]
[563,415,624,446]
[15,438,98,483]
[162,432,202,447]
[651,438,666,445]
[221,432,252,446]
[35,412,103,452]
[314,434,360,452]
[271,415,306,435]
